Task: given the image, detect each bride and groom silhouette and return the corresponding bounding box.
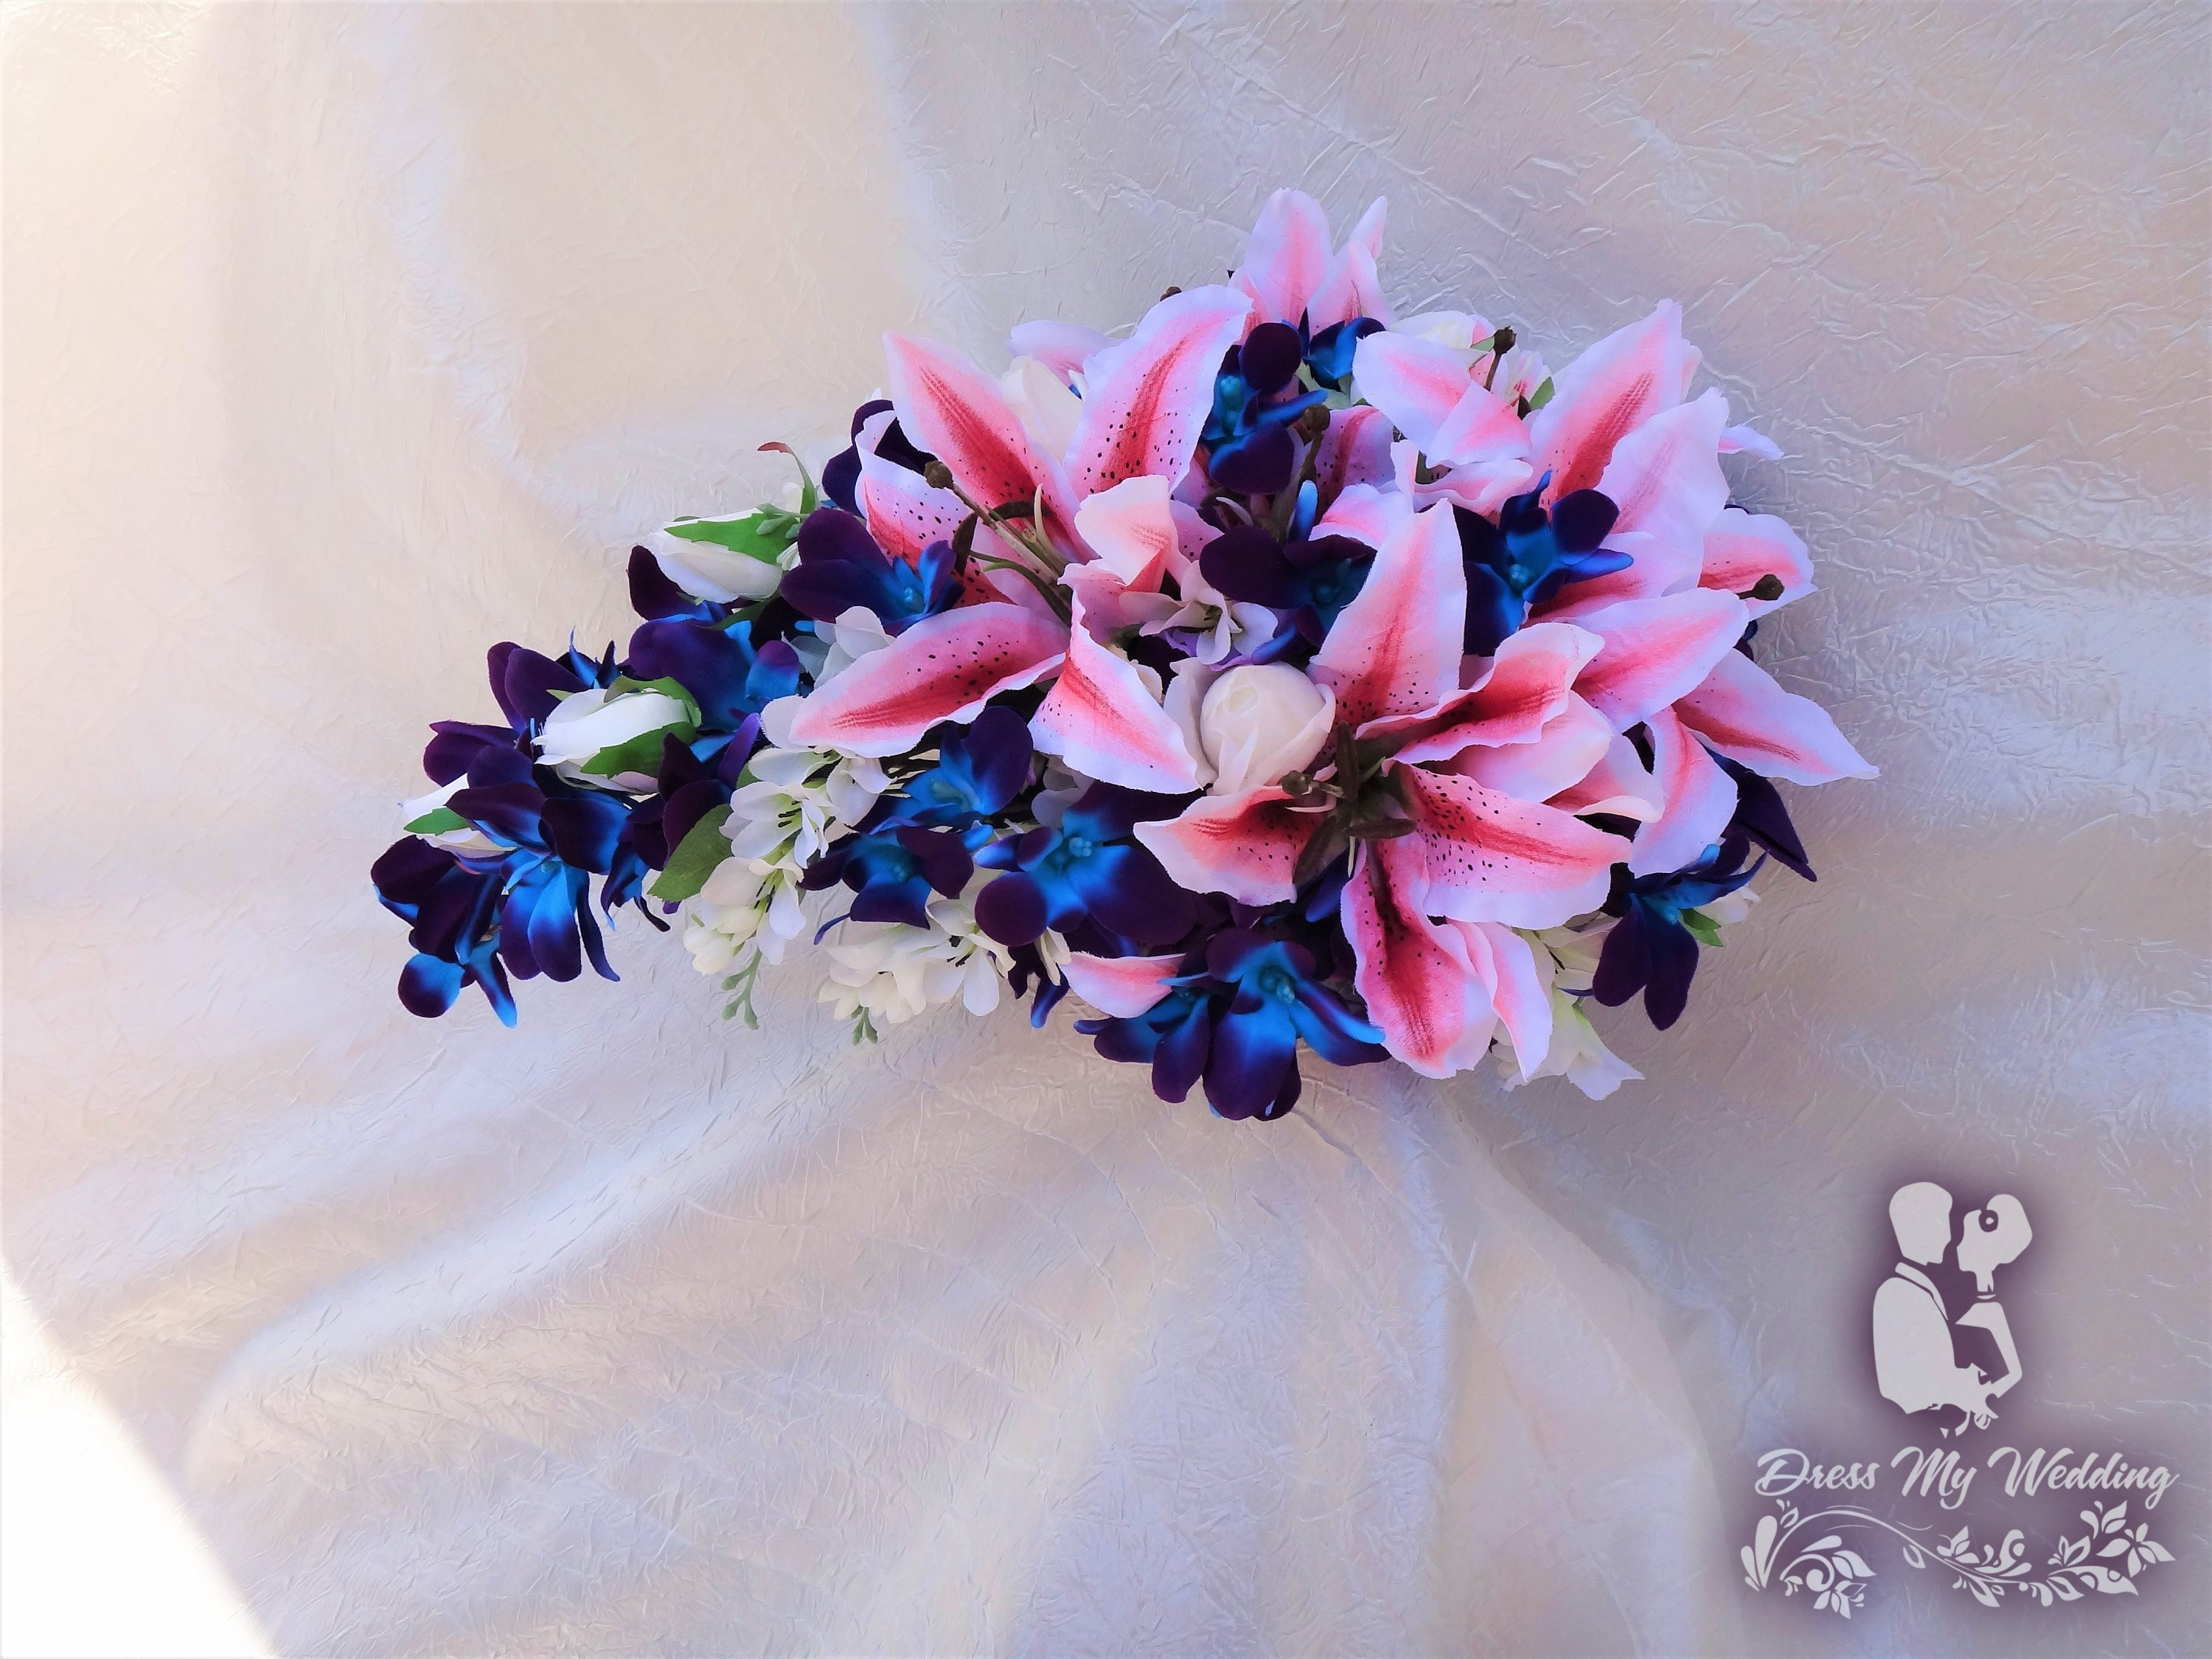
[1873,1181,2032,1436]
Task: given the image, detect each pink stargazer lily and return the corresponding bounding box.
[788,285,1254,773]
[1357,300,1874,872]
[1231,189,1394,330]
[1131,505,1632,1077]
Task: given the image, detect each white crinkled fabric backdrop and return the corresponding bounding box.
[4,4,2206,1655]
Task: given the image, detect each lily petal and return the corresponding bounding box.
[1030,600,1204,793]
[1133,787,1318,905]
[1460,919,1554,1079]
[1573,589,1749,731]
[883,331,1077,541]
[1313,480,1413,549]
[1352,330,1471,453]
[1451,693,1614,801]
[1361,621,1602,764]
[1551,730,1666,823]
[1594,388,1730,565]
[1343,844,1497,1078]
[1395,765,1631,929]
[1310,504,1467,722]
[1628,708,1739,873]
[1528,301,1694,498]
[1674,647,1877,785]
[1307,197,1391,327]
[1066,286,1254,499]
[1315,406,1397,500]
[1063,951,1183,1018]
[1428,381,1533,470]
[1007,319,1113,380]
[1232,188,1334,325]
[1699,507,1815,618]
[1072,473,1179,589]
[785,602,1066,757]
[855,408,967,562]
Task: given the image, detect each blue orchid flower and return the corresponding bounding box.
[1201,321,1330,494]
[1200,522,1374,648]
[1075,930,1385,1119]
[803,706,1035,930]
[779,507,958,636]
[821,397,935,515]
[974,783,1197,953]
[1454,476,1635,655]
[1591,834,1764,1030]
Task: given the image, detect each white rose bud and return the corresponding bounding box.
[534,686,690,787]
[1196,664,1335,797]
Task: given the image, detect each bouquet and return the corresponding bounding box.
[373,189,1874,1121]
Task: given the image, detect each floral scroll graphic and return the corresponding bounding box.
[1743,1499,2172,1617]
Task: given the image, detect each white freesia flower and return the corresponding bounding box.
[1492,922,1643,1099]
[725,745,888,867]
[1495,989,1644,1100]
[1137,561,1276,665]
[819,893,1019,1027]
[534,686,691,789]
[681,741,888,978]
[1195,663,1335,796]
[398,776,506,857]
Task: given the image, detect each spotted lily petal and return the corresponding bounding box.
[1310,504,1466,723]
[1343,844,1497,1078]
[1065,286,1253,499]
[1395,765,1631,929]
[1030,600,1204,793]
[785,603,1066,757]
[1528,301,1694,498]
[1360,621,1602,764]
[883,331,1077,543]
[1674,647,1877,785]
[1133,787,1318,905]
[854,408,966,562]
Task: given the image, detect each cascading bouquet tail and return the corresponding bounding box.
[374,189,1874,1120]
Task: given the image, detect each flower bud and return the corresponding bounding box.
[1197,664,1335,797]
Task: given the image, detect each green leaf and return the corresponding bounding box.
[647,804,733,902]
[1526,376,1557,411]
[665,510,792,563]
[604,675,701,726]
[1682,908,1724,948]
[404,806,469,835]
[581,723,698,782]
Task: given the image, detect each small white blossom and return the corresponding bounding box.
[1491,922,1644,1100]
[681,742,888,980]
[818,893,1018,1027]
